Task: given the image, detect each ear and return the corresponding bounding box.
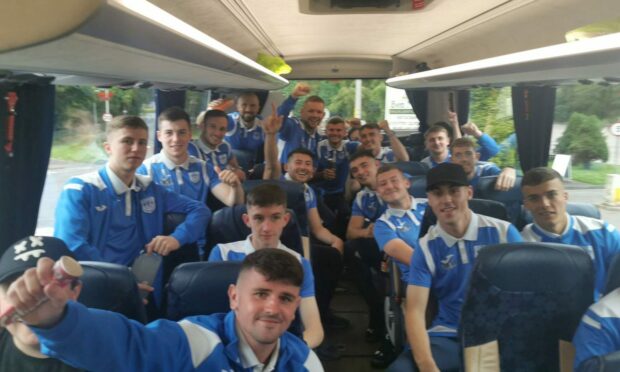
[228,284,238,310]
[156,130,162,142]
[283,211,291,225]
[475,152,481,161]
[103,141,112,156]
[283,163,289,173]
[242,213,250,228]
[466,185,474,200]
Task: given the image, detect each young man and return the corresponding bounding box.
[374,165,427,284]
[573,287,620,370]
[4,249,324,371]
[138,106,244,207]
[208,183,324,348]
[54,115,209,266]
[521,167,620,299]
[358,121,409,163]
[389,163,521,372]
[450,137,516,191]
[276,83,325,164]
[0,236,83,372]
[188,109,246,181]
[420,124,451,168]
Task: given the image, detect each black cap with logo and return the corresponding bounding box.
[426,163,469,191]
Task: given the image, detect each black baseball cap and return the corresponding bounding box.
[0,236,74,284]
[426,163,469,191]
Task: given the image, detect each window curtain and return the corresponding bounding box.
[154,89,186,153]
[405,90,428,133]
[512,86,556,172]
[0,77,55,254]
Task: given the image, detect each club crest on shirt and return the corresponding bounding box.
[218,154,228,165]
[441,254,456,270]
[141,196,156,213]
[395,220,410,232]
[189,171,201,184]
[160,175,173,187]
[253,131,261,140]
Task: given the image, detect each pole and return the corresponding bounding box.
[354,79,362,118]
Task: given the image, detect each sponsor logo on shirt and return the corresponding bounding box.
[395,220,410,232]
[95,205,107,212]
[441,254,456,270]
[141,196,156,213]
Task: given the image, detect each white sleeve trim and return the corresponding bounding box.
[304,350,325,372]
[178,320,222,368]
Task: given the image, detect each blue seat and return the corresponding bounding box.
[393,161,429,176]
[163,213,200,284]
[205,204,303,258]
[474,176,523,226]
[407,175,427,198]
[78,261,148,323]
[461,243,594,372]
[166,261,241,320]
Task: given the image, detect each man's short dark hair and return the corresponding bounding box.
[349,149,376,164]
[424,124,450,140]
[376,164,404,177]
[303,95,325,106]
[158,107,191,130]
[247,184,287,208]
[360,123,380,133]
[199,109,228,125]
[240,248,303,288]
[287,147,315,162]
[106,115,148,137]
[326,116,345,126]
[522,167,563,187]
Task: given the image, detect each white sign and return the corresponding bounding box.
[384,86,419,133]
[610,123,620,136]
[102,113,113,122]
[552,154,572,179]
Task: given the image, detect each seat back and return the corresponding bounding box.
[393,161,429,176]
[205,205,303,258]
[461,243,594,372]
[605,254,620,295]
[474,176,523,226]
[78,261,148,323]
[407,175,427,198]
[578,350,620,372]
[163,213,200,283]
[166,261,241,320]
[419,198,509,237]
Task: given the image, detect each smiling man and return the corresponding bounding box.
[388,163,521,372]
[358,121,409,163]
[276,83,325,164]
[4,249,323,371]
[521,167,620,299]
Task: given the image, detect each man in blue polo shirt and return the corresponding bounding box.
[276,83,324,164]
[521,167,620,299]
[208,183,324,349]
[573,287,620,370]
[388,163,521,372]
[54,115,209,266]
[188,109,246,182]
[358,121,409,163]
[4,249,324,371]
[224,92,264,154]
[139,106,244,207]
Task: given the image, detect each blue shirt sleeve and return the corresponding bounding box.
[304,185,318,211]
[408,240,433,287]
[300,258,316,298]
[477,133,500,161]
[207,245,223,261]
[33,301,196,372]
[374,219,397,252]
[506,224,523,243]
[54,180,104,262]
[160,186,211,246]
[205,162,221,190]
[573,309,620,369]
[277,96,298,141]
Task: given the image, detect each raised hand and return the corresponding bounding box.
[291,83,311,99]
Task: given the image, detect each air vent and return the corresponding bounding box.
[299,0,433,14]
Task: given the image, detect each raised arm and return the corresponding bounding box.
[447,110,462,140]
[263,103,284,180]
[379,120,409,162]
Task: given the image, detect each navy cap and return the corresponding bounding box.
[426,163,469,191]
[0,236,74,284]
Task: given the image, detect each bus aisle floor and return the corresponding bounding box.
[322,276,382,372]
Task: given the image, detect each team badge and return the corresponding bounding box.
[141,197,156,213]
[13,236,46,262]
[441,254,456,270]
[189,171,201,184]
[218,154,228,165]
[253,131,261,140]
[160,175,173,187]
[395,220,410,232]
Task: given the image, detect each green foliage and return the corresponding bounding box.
[571,163,620,185]
[556,112,608,165]
[555,85,620,123]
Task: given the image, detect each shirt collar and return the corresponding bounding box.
[327,140,346,152]
[435,210,479,247]
[243,235,286,256]
[105,164,139,195]
[532,213,572,238]
[385,196,418,218]
[236,324,280,371]
[160,151,190,170]
[238,117,260,131]
[195,139,221,154]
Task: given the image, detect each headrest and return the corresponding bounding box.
[393,161,428,176]
[407,175,427,198]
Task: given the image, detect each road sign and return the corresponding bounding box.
[102,113,113,122]
[610,122,620,136]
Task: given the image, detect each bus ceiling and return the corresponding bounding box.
[0,0,288,91]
